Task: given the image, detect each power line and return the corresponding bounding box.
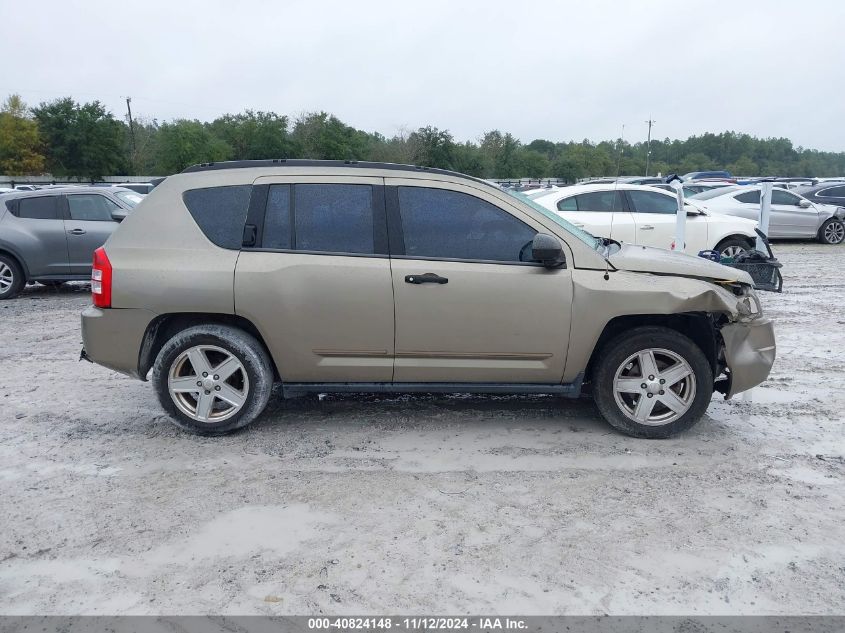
[645,118,656,176]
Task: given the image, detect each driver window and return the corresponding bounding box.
[397,187,538,263]
[67,194,120,221]
[772,190,801,206]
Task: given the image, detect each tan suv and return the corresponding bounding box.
[80,160,775,438]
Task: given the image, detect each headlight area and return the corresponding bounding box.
[715,281,763,321]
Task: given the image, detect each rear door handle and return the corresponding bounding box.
[405,273,448,285]
[639,225,654,230]
[67,228,87,235]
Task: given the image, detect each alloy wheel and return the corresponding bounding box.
[720,245,747,258]
[0,262,13,293]
[168,345,249,423]
[823,220,845,244]
[612,348,697,426]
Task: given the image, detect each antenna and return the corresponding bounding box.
[645,118,656,177]
[605,123,625,282]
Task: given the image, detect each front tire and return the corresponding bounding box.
[0,254,25,300]
[818,218,845,245]
[715,237,752,259]
[152,324,274,435]
[592,327,713,438]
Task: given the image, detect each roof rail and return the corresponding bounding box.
[180,159,489,186]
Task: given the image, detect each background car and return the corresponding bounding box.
[0,186,138,299]
[691,185,845,244]
[530,184,758,256]
[90,182,156,194]
[682,170,733,181]
[649,182,732,197]
[793,181,845,207]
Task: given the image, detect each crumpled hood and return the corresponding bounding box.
[608,243,754,285]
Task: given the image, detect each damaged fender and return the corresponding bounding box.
[720,318,776,397]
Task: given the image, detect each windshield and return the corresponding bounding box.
[116,191,144,207]
[501,188,601,250]
[690,185,741,200]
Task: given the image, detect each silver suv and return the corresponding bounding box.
[0,187,141,299]
[80,161,776,438]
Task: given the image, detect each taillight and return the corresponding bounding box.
[91,247,112,308]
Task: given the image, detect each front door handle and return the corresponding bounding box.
[67,228,87,235]
[639,225,655,230]
[405,273,448,285]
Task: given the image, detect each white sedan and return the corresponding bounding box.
[530,184,759,256]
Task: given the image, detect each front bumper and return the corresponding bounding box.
[81,305,157,379]
[720,317,776,397]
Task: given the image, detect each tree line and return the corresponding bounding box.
[1,94,844,180]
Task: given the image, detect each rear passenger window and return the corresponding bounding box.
[820,186,845,198]
[294,184,374,254]
[17,196,58,220]
[398,187,537,262]
[183,185,252,249]
[561,191,625,212]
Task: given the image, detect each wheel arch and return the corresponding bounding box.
[714,233,755,250]
[0,245,30,280]
[138,313,279,382]
[585,312,722,387]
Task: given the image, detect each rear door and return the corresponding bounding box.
[387,179,572,384]
[556,190,635,244]
[626,189,708,253]
[7,195,69,277]
[63,193,121,274]
[235,176,394,383]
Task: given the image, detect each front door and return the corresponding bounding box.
[63,193,121,274]
[770,190,821,238]
[235,176,395,383]
[386,179,573,384]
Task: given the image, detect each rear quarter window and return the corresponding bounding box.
[182,185,252,249]
[17,196,59,220]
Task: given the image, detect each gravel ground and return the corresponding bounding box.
[0,242,843,615]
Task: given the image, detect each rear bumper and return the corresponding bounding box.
[721,317,776,397]
[81,305,157,379]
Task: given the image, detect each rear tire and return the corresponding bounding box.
[818,218,845,245]
[715,237,752,259]
[0,254,25,300]
[152,324,274,435]
[592,326,713,439]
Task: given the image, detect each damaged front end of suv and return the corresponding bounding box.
[569,243,776,403]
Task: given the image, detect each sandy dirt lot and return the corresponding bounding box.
[0,242,843,615]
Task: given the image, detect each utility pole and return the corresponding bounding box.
[125,97,137,168]
[645,118,655,177]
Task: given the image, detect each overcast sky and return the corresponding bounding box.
[3,0,844,151]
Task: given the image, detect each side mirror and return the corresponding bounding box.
[111,209,129,222]
[798,199,811,208]
[685,204,703,216]
[532,233,565,268]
